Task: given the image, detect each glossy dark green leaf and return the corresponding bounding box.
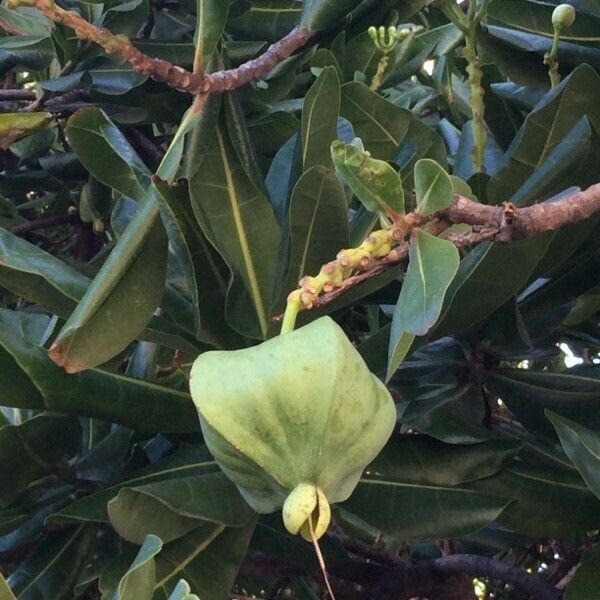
[7,526,96,600]
[300,0,362,30]
[394,229,459,336]
[488,64,600,203]
[228,0,301,42]
[67,108,149,201]
[103,522,256,600]
[49,196,168,372]
[0,5,51,37]
[414,158,453,215]
[547,411,600,499]
[486,25,600,70]
[0,414,81,506]
[0,227,88,316]
[301,66,339,172]
[193,0,229,72]
[247,111,299,154]
[102,0,149,37]
[370,436,521,487]
[154,521,255,600]
[331,141,404,214]
[153,180,234,347]
[399,385,490,444]
[89,58,148,96]
[0,309,197,432]
[487,0,600,42]
[0,112,51,149]
[107,472,255,544]
[565,543,600,600]
[340,82,410,160]
[183,93,222,180]
[485,368,600,439]
[52,446,216,524]
[433,235,552,337]
[282,165,348,295]
[472,462,600,535]
[342,475,508,541]
[343,29,384,83]
[189,124,280,339]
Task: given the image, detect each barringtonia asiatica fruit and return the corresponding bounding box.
[190,316,396,540]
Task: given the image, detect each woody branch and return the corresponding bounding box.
[6,0,315,95]
[281,182,600,320]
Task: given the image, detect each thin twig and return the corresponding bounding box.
[9,212,80,236]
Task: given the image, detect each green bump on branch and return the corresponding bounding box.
[280,182,600,331]
[463,31,487,172]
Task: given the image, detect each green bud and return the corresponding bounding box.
[368,26,378,42]
[552,4,576,29]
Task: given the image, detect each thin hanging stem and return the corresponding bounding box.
[308,515,337,600]
[544,29,562,88]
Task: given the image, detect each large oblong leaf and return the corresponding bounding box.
[193,0,229,72]
[51,446,217,524]
[67,108,150,202]
[488,64,600,202]
[0,309,197,432]
[301,66,339,172]
[394,228,460,336]
[300,0,362,30]
[7,525,96,600]
[49,196,168,373]
[107,472,255,544]
[414,158,453,215]
[340,82,411,161]
[342,478,508,541]
[101,523,256,600]
[282,165,348,294]
[0,414,81,506]
[189,124,280,339]
[0,227,88,317]
[547,411,600,499]
[331,141,405,215]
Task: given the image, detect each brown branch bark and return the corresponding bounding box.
[7,0,314,95]
[0,89,36,101]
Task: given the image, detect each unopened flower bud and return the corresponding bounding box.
[552,4,576,29]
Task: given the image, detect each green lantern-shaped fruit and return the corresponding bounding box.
[190,316,396,540]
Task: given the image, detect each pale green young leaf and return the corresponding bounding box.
[331,140,404,215]
[414,158,453,215]
[393,228,460,336]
